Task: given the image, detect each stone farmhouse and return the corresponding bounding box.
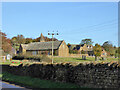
[69,44,107,57]
[19,33,69,57]
[68,44,94,55]
[101,47,107,57]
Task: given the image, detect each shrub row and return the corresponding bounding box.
[12,54,42,60]
[12,54,51,62]
[2,62,120,88]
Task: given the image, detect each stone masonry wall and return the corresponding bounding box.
[58,41,69,57]
[2,62,120,88]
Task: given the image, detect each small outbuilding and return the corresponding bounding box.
[6,54,12,61]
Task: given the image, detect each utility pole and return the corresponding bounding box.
[48,31,59,64]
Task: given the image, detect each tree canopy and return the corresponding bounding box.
[102,41,115,56]
[0,31,12,54]
[93,43,102,57]
[80,39,93,45]
[10,34,58,51]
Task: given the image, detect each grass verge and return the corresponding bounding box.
[54,57,118,63]
[0,72,81,88]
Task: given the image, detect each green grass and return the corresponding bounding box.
[0,56,118,66]
[0,72,82,88]
[0,61,11,65]
[0,60,22,65]
[53,57,118,64]
[0,74,2,77]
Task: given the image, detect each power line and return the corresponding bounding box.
[63,19,118,33]
[80,19,118,29]
[63,22,118,34]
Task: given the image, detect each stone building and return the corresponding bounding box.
[78,44,94,56]
[19,33,69,57]
[19,44,28,54]
[68,44,107,57]
[69,44,94,56]
[101,48,107,57]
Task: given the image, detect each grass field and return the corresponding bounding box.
[1,72,82,88]
[0,60,22,65]
[53,57,118,64]
[0,60,33,65]
[0,56,118,65]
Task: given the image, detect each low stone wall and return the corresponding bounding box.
[2,62,120,88]
[69,54,88,57]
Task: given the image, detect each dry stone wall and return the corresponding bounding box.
[2,62,120,88]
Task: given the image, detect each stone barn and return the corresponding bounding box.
[19,33,69,57]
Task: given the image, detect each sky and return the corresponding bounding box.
[2,2,118,46]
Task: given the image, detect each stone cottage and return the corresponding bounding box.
[78,44,94,56]
[101,48,107,57]
[19,33,69,57]
[68,44,107,57]
[69,44,94,56]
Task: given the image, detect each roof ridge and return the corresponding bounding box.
[25,40,63,50]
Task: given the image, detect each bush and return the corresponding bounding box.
[12,54,42,61]
[81,50,86,54]
[12,54,52,63]
[41,54,52,63]
[12,55,24,60]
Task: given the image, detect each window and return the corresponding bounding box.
[32,51,37,55]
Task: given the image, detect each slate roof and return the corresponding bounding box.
[69,44,93,51]
[25,41,63,50]
[69,44,80,49]
[101,47,106,51]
